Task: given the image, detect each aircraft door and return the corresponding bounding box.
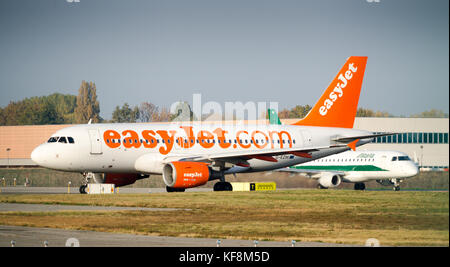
[88,129,103,155]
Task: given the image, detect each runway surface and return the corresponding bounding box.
[0,225,354,247]
[0,200,354,247]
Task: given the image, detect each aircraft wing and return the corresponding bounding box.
[276,167,346,179]
[146,132,387,168]
[174,145,337,167]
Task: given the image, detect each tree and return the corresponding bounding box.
[47,93,77,123]
[356,108,375,117]
[412,109,448,118]
[277,105,311,119]
[74,81,101,123]
[112,103,140,123]
[290,105,312,118]
[157,107,171,122]
[138,102,159,122]
[356,108,392,117]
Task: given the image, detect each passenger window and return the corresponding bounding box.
[58,137,67,143]
[68,137,75,144]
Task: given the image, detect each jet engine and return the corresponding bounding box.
[318,173,342,188]
[162,161,212,189]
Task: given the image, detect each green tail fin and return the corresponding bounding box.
[268,109,282,125]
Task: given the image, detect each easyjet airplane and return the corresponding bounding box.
[31,56,389,193]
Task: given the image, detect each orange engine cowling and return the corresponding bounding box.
[104,173,142,187]
[162,162,210,189]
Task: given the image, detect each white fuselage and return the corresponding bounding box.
[31,123,372,175]
[291,150,419,183]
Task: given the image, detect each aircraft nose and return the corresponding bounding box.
[408,163,420,177]
[31,145,45,165]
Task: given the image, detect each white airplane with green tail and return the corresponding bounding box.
[268,109,419,191]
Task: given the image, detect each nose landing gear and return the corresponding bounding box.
[79,184,87,194]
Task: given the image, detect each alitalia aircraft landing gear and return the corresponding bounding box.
[376,178,402,191]
[354,183,366,190]
[393,179,401,191]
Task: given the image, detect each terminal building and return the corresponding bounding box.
[0,117,448,170]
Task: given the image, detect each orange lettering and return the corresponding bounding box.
[156,130,176,155]
[197,130,214,149]
[236,130,251,149]
[122,130,141,148]
[213,128,231,149]
[251,130,268,149]
[269,131,292,149]
[141,130,158,148]
[104,130,121,148]
[178,126,196,149]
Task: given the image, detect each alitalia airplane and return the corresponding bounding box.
[268,109,419,191]
[31,56,390,193]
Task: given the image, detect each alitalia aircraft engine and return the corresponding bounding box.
[318,173,342,188]
[163,162,212,191]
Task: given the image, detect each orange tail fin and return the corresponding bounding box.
[293,56,368,128]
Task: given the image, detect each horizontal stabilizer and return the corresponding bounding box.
[332,133,395,143]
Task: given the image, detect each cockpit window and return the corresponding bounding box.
[391,156,398,161]
[398,156,411,161]
[48,136,75,144]
[48,137,58,143]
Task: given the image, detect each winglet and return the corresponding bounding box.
[347,139,360,151]
[293,56,368,128]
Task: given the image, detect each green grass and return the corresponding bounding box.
[0,190,448,246]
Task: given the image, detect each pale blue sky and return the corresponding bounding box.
[0,0,448,119]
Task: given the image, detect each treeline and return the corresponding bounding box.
[0,81,174,126]
[277,105,448,119]
[0,81,101,125]
[0,80,448,126]
[276,105,392,119]
[0,93,77,125]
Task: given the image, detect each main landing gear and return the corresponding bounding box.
[354,183,366,191]
[213,181,233,191]
[166,186,185,193]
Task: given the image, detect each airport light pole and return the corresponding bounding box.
[420,145,424,169]
[6,148,11,169]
